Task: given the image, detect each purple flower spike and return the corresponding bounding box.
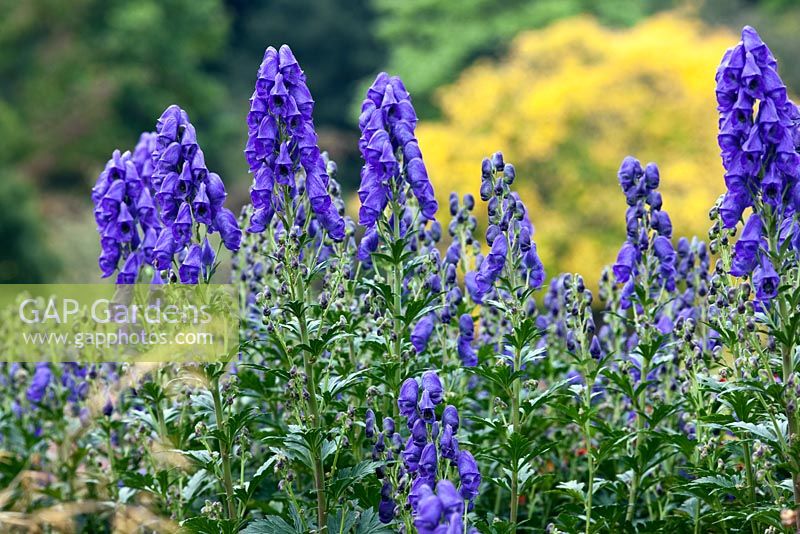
[245,45,344,240]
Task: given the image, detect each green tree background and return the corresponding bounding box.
[0,0,797,281]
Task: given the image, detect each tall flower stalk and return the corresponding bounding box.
[356,72,438,413]
[715,25,800,529]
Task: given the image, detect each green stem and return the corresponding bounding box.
[510,345,521,531]
[782,344,800,531]
[392,202,403,419]
[584,412,594,534]
[211,380,236,520]
[625,359,648,523]
[742,441,757,534]
[295,272,327,531]
[106,424,117,500]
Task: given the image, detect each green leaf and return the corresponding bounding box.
[240,516,301,534]
[329,461,381,499]
[327,509,359,534]
[555,480,586,503]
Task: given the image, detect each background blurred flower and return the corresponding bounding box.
[417,13,738,287]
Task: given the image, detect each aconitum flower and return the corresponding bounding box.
[753,255,780,300]
[716,26,799,221]
[245,45,344,240]
[357,73,438,228]
[441,405,459,432]
[365,408,376,439]
[418,390,436,424]
[92,148,162,283]
[456,314,477,367]
[383,416,395,436]
[440,424,459,461]
[403,437,423,472]
[465,232,507,303]
[467,154,545,306]
[411,314,435,354]
[613,242,638,283]
[179,244,202,284]
[398,378,419,418]
[378,482,395,523]
[611,157,677,294]
[149,105,241,274]
[436,480,464,517]
[419,443,438,485]
[411,418,428,446]
[731,213,762,276]
[421,371,443,405]
[457,450,481,501]
[27,363,52,405]
[715,26,800,300]
[414,493,443,533]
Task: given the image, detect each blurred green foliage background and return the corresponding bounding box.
[1,0,799,282]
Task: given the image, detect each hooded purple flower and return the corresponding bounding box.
[613,242,638,283]
[215,208,242,252]
[457,314,478,367]
[436,480,464,517]
[92,147,162,281]
[152,105,240,255]
[116,252,142,284]
[246,45,344,240]
[398,378,419,418]
[357,72,438,229]
[753,255,779,301]
[457,450,481,501]
[419,442,438,484]
[383,416,395,436]
[441,405,459,432]
[365,408,376,439]
[403,437,423,472]
[411,314,435,354]
[421,371,443,405]
[179,244,202,284]
[408,478,434,512]
[418,389,436,424]
[440,424,459,461]
[411,418,428,446]
[27,363,52,405]
[730,212,762,276]
[413,493,443,533]
[378,482,395,524]
[465,233,508,303]
[716,26,800,228]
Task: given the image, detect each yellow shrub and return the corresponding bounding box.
[418,13,736,285]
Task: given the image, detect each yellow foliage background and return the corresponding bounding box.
[418,13,736,285]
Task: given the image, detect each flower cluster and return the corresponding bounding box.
[245,45,344,240]
[612,157,675,308]
[91,135,161,283]
[94,105,241,284]
[716,26,800,299]
[151,105,241,283]
[357,72,438,229]
[466,153,545,304]
[369,371,479,528]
